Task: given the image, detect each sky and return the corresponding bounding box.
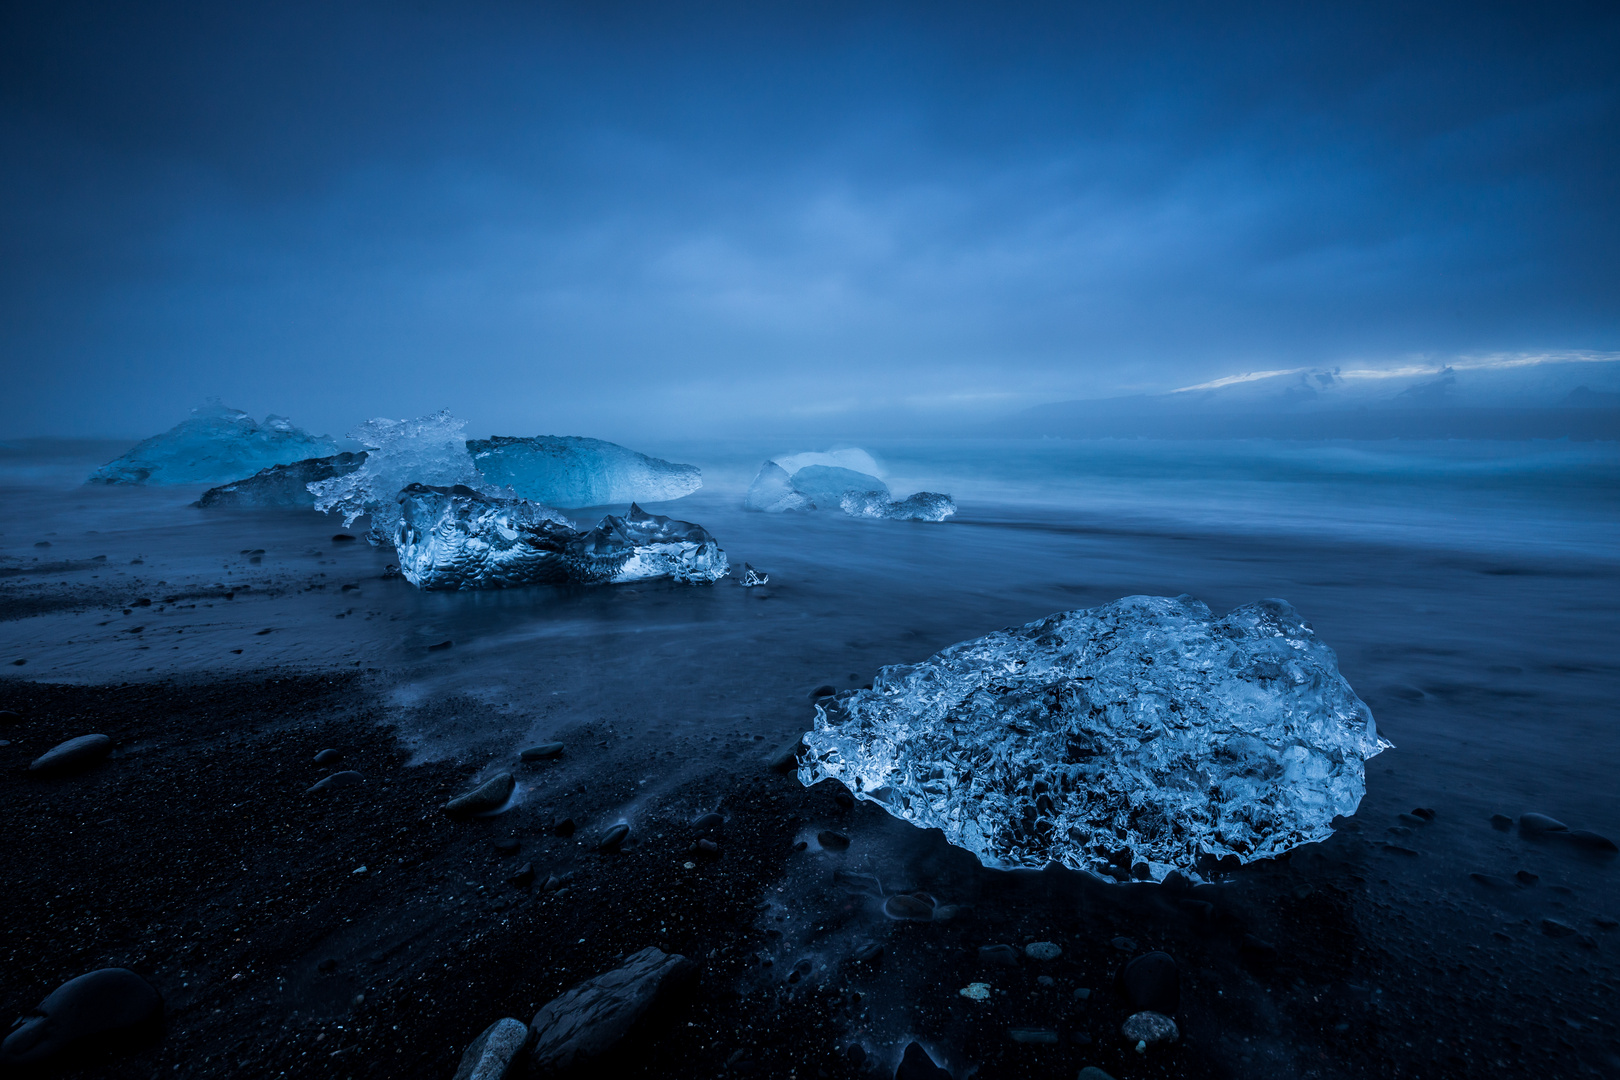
[2,0,1618,442]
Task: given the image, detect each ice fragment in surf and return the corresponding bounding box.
[394,485,727,590]
[309,411,495,541]
[744,461,813,513]
[789,465,891,506]
[87,403,340,485]
[797,595,1388,881]
[839,490,957,522]
[196,451,368,508]
[740,563,769,587]
[467,435,701,508]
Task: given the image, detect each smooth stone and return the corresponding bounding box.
[307,770,365,793]
[1122,951,1179,1015]
[809,685,837,699]
[694,839,720,858]
[520,742,564,762]
[452,1017,528,1080]
[1542,918,1577,938]
[895,1041,951,1080]
[0,709,21,724]
[767,735,805,772]
[332,533,356,542]
[528,947,696,1073]
[1008,1028,1059,1044]
[29,734,113,776]
[1519,813,1569,834]
[1565,830,1619,853]
[598,822,630,851]
[444,773,516,818]
[1024,941,1062,961]
[1110,936,1138,952]
[1078,1068,1118,1080]
[1410,807,1436,821]
[0,968,162,1066]
[1121,1010,1179,1046]
[553,814,577,838]
[1490,814,1514,831]
[313,748,343,764]
[978,944,1019,966]
[508,863,535,887]
[884,895,935,920]
[689,812,724,831]
[816,830,851,851]
[852,942,884,963]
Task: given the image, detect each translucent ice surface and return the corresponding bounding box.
[799,595,1387,881]
[394,485,727,590]
[744,461,813,513]
[197,452,368,509]
[87,403,340,486]
[788,465,890,506]
[839,490,957,522]
[309,412,493,541]
[467,435,702,508]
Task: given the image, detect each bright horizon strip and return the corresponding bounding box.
[1172,351,1620,393]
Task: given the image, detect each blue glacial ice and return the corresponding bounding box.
[798,594,1388,881]
[743,462,814,513]
[467,436,702,508]
[394,485,728,590]
[838,490,957,522]
[788,465,891,505]
[745,449,955,520]
[196,452,368,509]
[87,403,340,485]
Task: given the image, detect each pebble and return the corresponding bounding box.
[816,830,851,851]
[313,748,343,764]
[1519,813,1569,834]
[833,790,855,811]
[1565,830,1619,853]
[0,709,20,724]
[1074,987,1092,1001]
[443,772,515,818]
[529,948,696,1073]
[809,685,837,699]
[1515,870,1539,886]
[1078,1068,1117,1080]
[1542,918,1577,938]
[1036,975,1054,986]
[598,822,630,851]
[1110,936,1138,952]
[978,944,1019,966]
[896,1042,951,1080]
[553,813,577,837]
[1410,807,1436,821]
[1008,1028,1059,1044]
[1121,1010,1179,1048]
[689,812,724,831]
[28,734,113,776]
[520,742,564,762]
[507,863,535,887]
[307,770,365,793]
[1123,951,1179,1014]
[451,1016,528,1080]
[332,533,356,542]
[494,838,520,856]
[694,839,720,858]
[1024,941,1062,961]
[884,894,935,920]
[766,735,805,772]
[0,968,162,1067]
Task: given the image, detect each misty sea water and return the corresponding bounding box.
[2,434,1618,1075]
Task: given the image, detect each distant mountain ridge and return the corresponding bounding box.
[996,355,1620,440]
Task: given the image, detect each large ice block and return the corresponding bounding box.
[467,436,702,508]
[798,595,1387,881]
[394,484,728,590]
[787,465,890,506]
[196,452,368,509]
[87,403,340,485]
[309,412,491,541]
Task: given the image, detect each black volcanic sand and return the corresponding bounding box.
[3,673,1618,1079]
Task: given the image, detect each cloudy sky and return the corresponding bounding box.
[2,1,1617,441]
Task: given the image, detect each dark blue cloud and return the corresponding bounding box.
[2,1,1616,438]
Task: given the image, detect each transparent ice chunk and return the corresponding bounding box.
[394,485,727,590]
[798,595,1388,881]
[788,465,890,506]
[87,403,340,486]
[308,412,495,541]
[745,449,955,521]
[740,563,769,587]
[839,490,957,522]
[744,461,813,513]
[196,452,368,509]
[467,435,702,509]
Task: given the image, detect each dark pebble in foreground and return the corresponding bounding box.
[332,533,355,542]
[978,944,1019,966]
[443,772,515,818]
[694,839,720,858]
[493,838,520,856]
[307,770,365,793]
[520,742,565,762]
[817,830,851,851]
[598,822,630,851]
[767,735,805,773]
[1516,870,1539,885]
[1123,951,1180,1015]
[884,895,935,920]
[690,812,724,831]
[1491,814,1514,831]
[0,709,21,724]
[895,1041,951,1080]
[1542,918,1576,938]
[1566,830,1619,853]
[0,968,162,1067]
[427,639,453,651]
[529,947,696,1074]
[29,734,113,776]
[451,1017,527,1080]
[313,748,343,765]
[809,685,837,699]
[1411,807,1436,821]
[553,814,577,838]
[1519,813,1569,834]
[507,863,535,887]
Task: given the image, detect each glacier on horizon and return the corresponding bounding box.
[798,595,1387,882]
[467,435,701,508]
[87,403,340,486]
[394,484,727,590]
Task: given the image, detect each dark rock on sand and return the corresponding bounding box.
[978,944,1019,966]
[29,734,113,776]
[444,773,516,818]
[810,685,837,699]
[508,863,535,887]
[884,894,935,920]
[598,823,630,851]
[0,709,21,724]
[313,748,343,764]
[1122,951,1179,1015]
[307,770,365,793]
[1566,830,1619,853]
[452,1017,529,1080]
[520,742,565,762]
[689,812,724,831]
[817,830,851,851]
[1519,813,1569,834]
[1515,870,1539,886]
[553,813,577,838]
[1542,918,1577,938]
[1490,814,1514,831]
[895,1041,951,1080]
[0,968,162,1067]
[528,947,696,1074]
[1122,1011,1179,1047]
[767,735,805,772]
[493,838,520,856]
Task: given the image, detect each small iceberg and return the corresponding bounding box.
[309,412,494,542]
[87,403,340,485]
[745,449,954,521]
[798,595,1388,882]
[394,485,728,590]
[467,435,701,508]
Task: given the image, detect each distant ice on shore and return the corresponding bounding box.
[87,403,339,486]
[745,448,954,521]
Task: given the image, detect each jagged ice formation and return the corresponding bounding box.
[839,490,957,522]
[798,595,1387,881]
[87,403,340,485]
